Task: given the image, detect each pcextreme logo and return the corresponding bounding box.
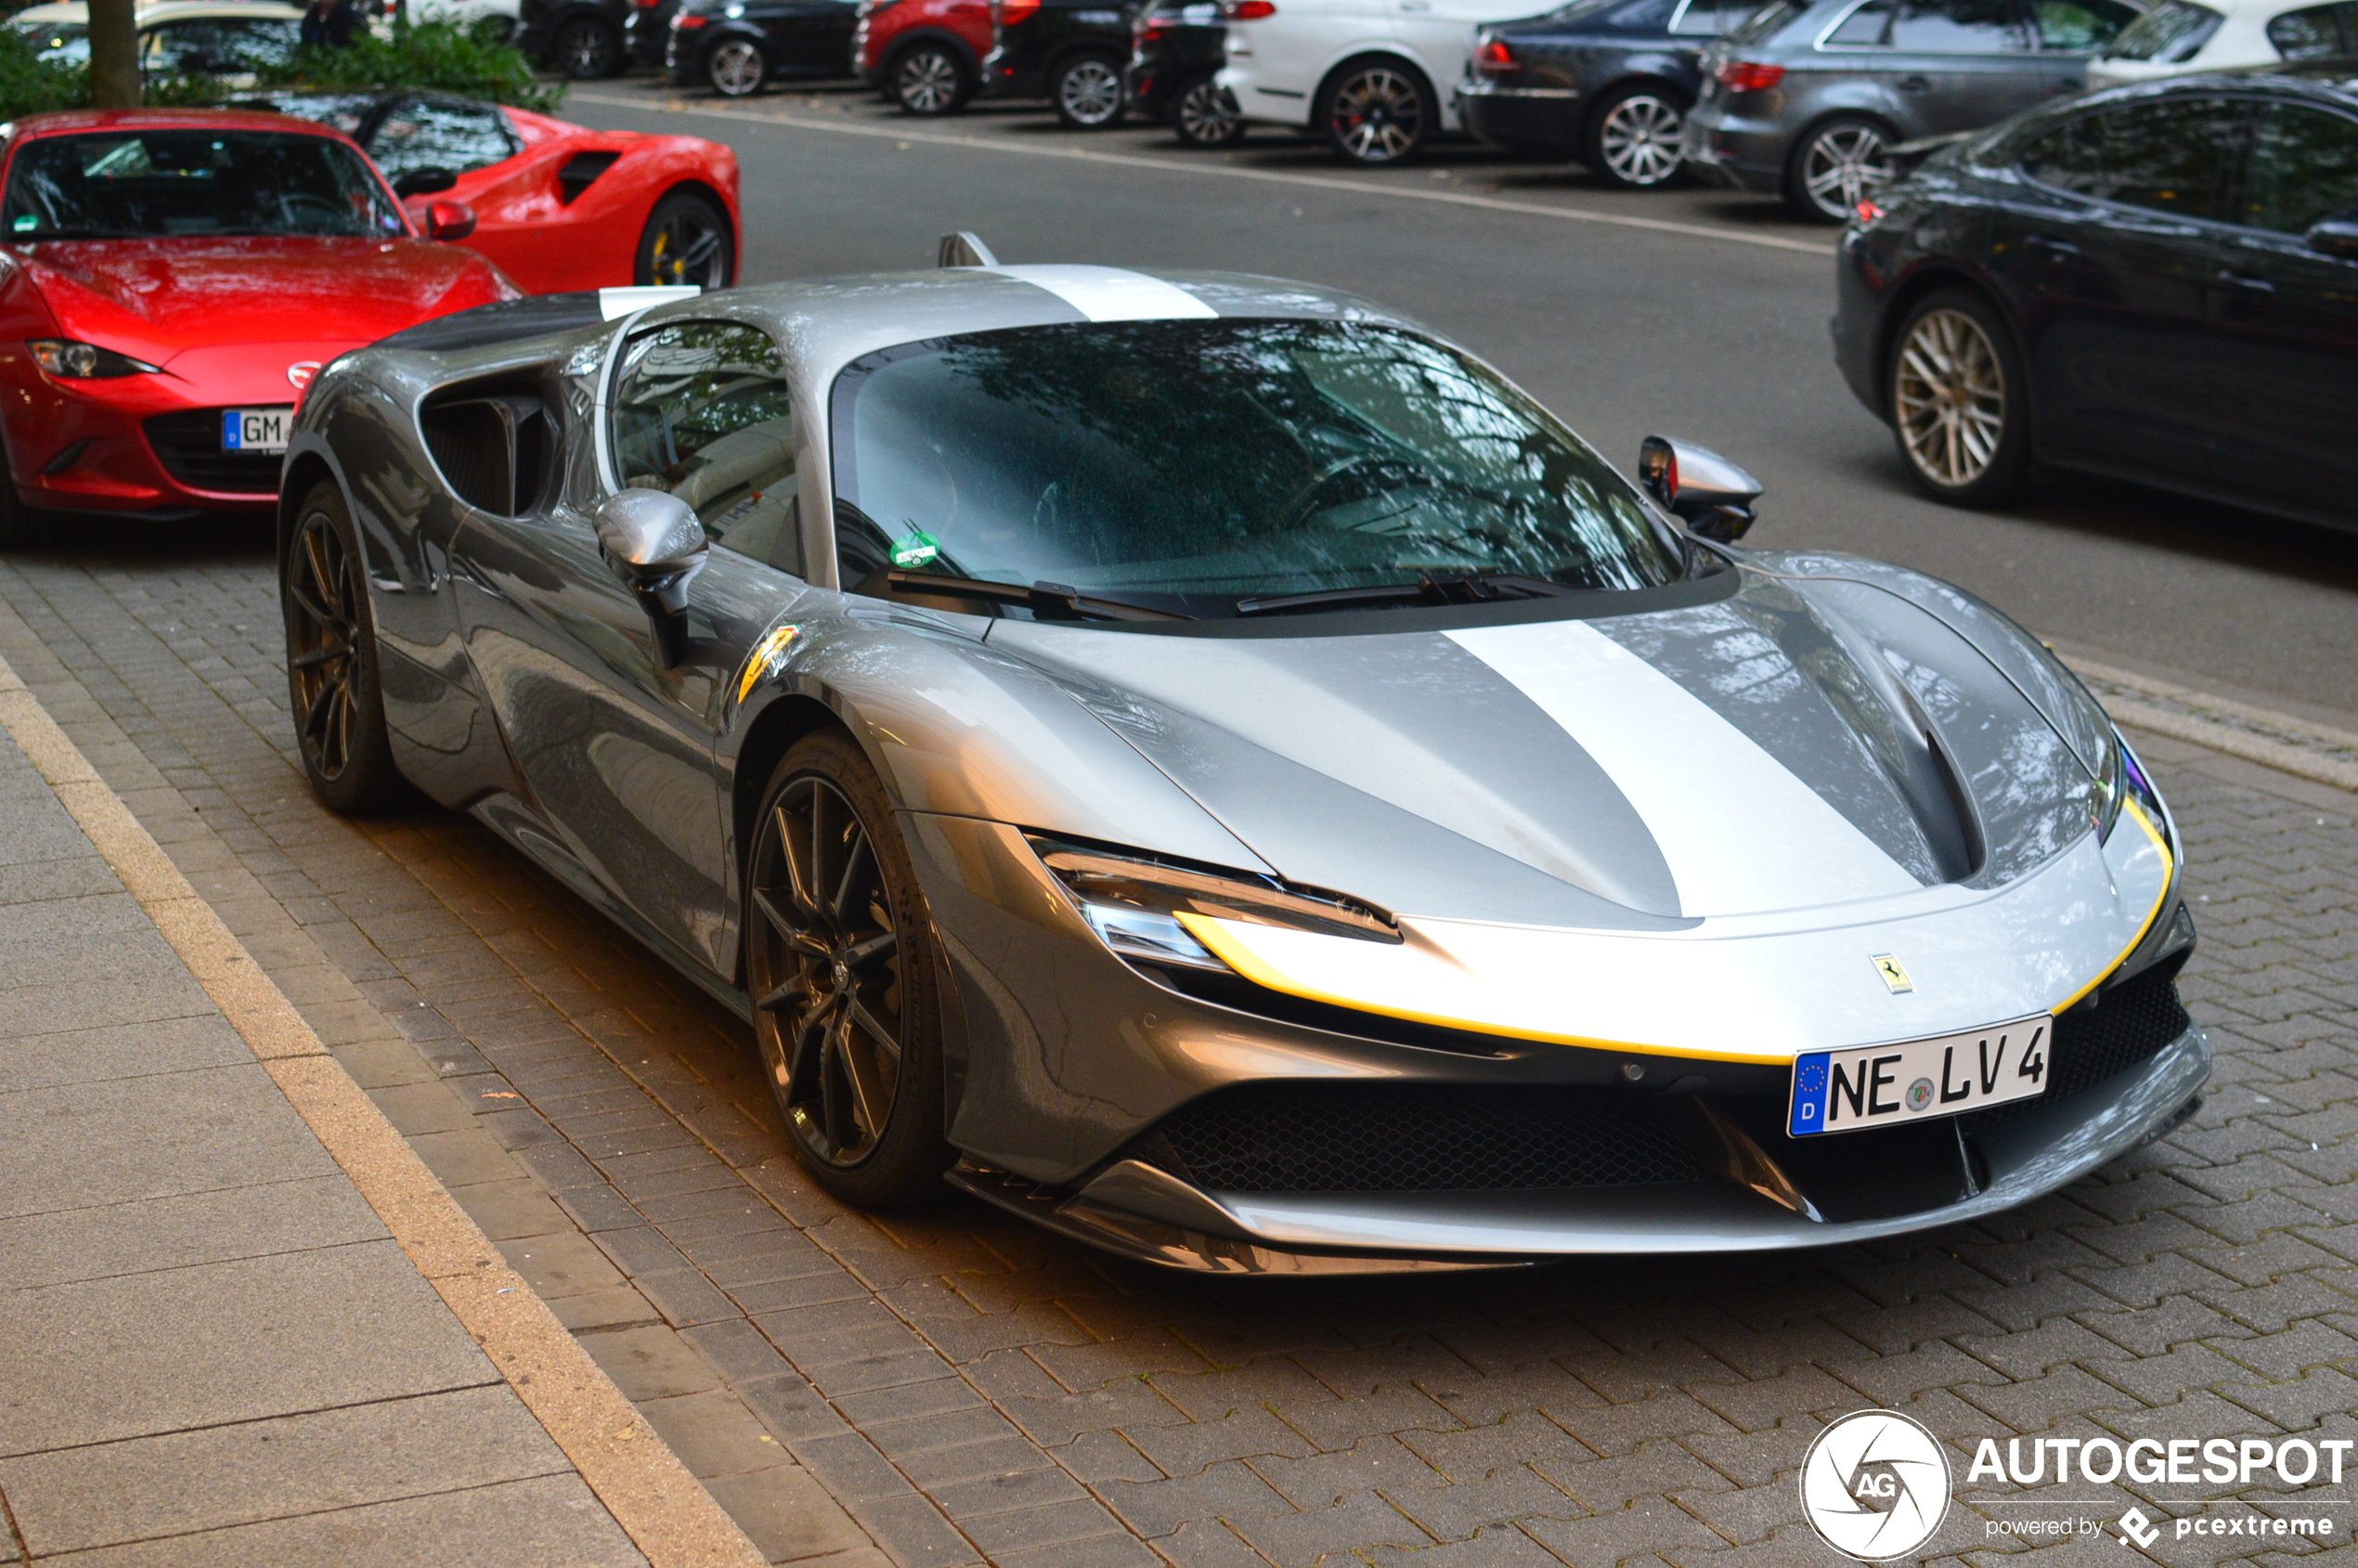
[1800,1409,1951,1562]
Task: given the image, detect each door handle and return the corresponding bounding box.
[1897,73,1931,91]
[2216,269,2274,292]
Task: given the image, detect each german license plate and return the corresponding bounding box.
[1788,1015,2053,1136]
[222,407,291,454]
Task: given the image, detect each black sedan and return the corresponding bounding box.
[1458,0,1756,188]
[982,0,1138,126]
[1833,62,2358,529]
[1126,0,1238,146]
[667,0,862,94]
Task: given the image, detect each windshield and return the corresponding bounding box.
[830,318,1687,618]
[1,130,404,240]
[2101,0,2221,58]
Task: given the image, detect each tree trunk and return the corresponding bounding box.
[86,0,140,108]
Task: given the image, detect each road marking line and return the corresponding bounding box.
[0,650,767,1568]
[569,90,1836,256]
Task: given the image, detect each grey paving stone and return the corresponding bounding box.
[0,1173,382,1289]
[0,1241,495,1455]
[0,1064,339,1220]
[0,1013,253,1095]
[0,1384,567,1554]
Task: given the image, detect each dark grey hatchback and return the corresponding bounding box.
[1685,0,2144,219]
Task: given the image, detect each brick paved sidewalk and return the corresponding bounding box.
[0,713,651,1564]
[0,530,2353,1568]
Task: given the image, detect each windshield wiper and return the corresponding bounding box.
[874,570,1192,623]
[1235,572,1576,618]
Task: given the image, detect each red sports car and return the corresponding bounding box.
[0,108,518,539]
[249,91,742,292]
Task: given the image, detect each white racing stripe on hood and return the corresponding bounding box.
[1446,618,1920,916]
[987,266,1218,322]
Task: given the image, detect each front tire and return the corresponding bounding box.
[1171,71,1244,148]
[1318,57,1434,165]
[706,35,767,96]
[634,188,734,287]
[1585,84,1687,189]
[282,483,408,814]
[745,730,952,1208]
[552,16,623,79]
[888,41,970,114]
[1786,115,1893,223]
[1886,289,2033,507]
[1051,50,1126,128]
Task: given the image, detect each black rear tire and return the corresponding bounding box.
[1885,288,2034,507]
[634,187,735,287]
[1318,56,1434,165]
[706,34,768,96]
[1051,50,1127,128]
[282,482,408,815]
[553,16,623,79]
[888,41,971,114]
[1171,71,1244,148]
[745,730,952,1209]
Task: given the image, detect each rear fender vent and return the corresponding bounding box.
[558,150,622,204]
[421,392,551,517]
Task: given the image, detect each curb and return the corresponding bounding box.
[2061,654,2358,797]
[0,651,770,1568]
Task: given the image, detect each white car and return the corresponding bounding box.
[1215,0,1538,164]
[2085,0,2358,86]
[10,0,304,86]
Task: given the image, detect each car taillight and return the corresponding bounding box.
[1715,59,1783,91]
[1474,36,1515,75]
[993,0,1039,24]
[674,11,706,23]
[1853,198,1884,225]
[1136,19,1168,37]
[1228,0,1275,18]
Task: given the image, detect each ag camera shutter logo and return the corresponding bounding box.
[1800,1409,1951,1561]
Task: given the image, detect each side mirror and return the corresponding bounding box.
[421,198,477,241]
[393,166,458,199]
[1639,434,1763,544]
[2305,212,2358,262]
[595,489,708,668]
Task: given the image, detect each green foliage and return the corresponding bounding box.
[0,24,87,121]
[254,20,564,111]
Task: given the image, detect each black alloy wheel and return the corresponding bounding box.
[745,730,951,1206]
[282,482,407,813]
[634,188,734,286]
[1885,288,2033,507]
[1585,83,1687,189]
[706,34,768,95]
[553,15,624,78]
[1172,71,1244,148]
[1320,58,1433,165]
[1787,114,1894,223]
[890,41,970,113]
[1051,50,1127,127]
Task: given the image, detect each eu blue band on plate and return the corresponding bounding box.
[1789,1052,1830,1137]
[222,409,241,448]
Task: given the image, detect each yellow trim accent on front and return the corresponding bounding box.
[1173,912,1791,1065]
[2049,796,2175,1016]
[734,624,800,706]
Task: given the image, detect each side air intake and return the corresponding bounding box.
[421,391,551,518]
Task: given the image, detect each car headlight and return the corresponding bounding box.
[1031,836,1398,973]
[2098,728,2170,851]
[30,339,160,379]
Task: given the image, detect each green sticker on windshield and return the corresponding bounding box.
[889,530,940,568]
[11,214,32,232]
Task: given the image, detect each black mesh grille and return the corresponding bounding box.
[1963,963,2191,1130]
[1145,1082,1703,1194]
[143,410,280,495]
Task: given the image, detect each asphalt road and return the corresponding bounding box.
[564,79,2357,727]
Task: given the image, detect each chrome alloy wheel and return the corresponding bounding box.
[1799,120,1892,220]
[893,45,961,112]
[1894,307,2007,489]
[1174,74,1240,146]
[748,774,907,1168]
[1597,93,1683,187]
[285,508,363,784]
[1056,57,1123,125]
[707,37,765,96]
[1328,66,1424,162]
[555,19,616,77]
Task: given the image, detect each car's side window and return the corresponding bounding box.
[1822,0,2028,51]
[2265,2,2353,57]
[367,97,519,183]
[1597,0,1678,30]
[2029,0,2136,50]
[2234,102,2358,236]
[610,321,802,574]
[1668,0,1733,31]
[2026,97,2239,217]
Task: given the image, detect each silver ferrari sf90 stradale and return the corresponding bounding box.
[279,245,2205,1275]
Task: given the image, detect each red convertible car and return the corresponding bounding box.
[245,91,742,292]
[0,108,518,539]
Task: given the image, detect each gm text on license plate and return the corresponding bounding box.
[1788,1014,2052,1137]
[222,408,291,454]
